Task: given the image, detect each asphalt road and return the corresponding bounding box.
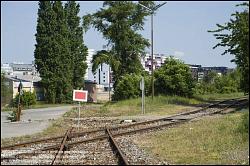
[1,106,74,139]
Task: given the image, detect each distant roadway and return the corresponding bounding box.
[1,106,74,139]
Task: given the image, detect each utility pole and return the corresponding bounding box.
[17,80,23,121]
[151,13,154,100]
[138,2,167,100]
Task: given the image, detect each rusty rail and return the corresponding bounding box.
[106,128,129,165]
[1,97,248,162]
[2,97,247,151]
[51,127,73,165]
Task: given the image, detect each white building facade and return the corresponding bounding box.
[85,49,113,91]
[140,53,169,74]
[85,50,172,90]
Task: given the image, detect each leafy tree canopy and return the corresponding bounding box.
[208,2,249,93]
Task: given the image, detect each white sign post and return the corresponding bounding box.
[140,77,145,114]
[73,90,88,131]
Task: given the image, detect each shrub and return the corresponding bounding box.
[12,91,37,107]
[154,57,194,97]
[194,69,241,95]
[112,73,150,101]
[7,109,18,122]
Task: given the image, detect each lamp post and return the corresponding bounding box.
[138,2,167,100]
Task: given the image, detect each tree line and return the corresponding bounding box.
[34,1,248,103]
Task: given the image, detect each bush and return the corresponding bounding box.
[7,109,18,122]
[221,86,237,93]
[112,73,150,101]
[194,69,241,95]
[154,57,194,97]
[12,91,37,107]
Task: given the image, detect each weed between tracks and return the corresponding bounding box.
[135,108,249,165]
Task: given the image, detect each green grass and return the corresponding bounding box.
[194,92,245,101]
[66,93,247,118]
[135,109,249,165]
[64,95,204,118]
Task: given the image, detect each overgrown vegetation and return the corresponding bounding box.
[238,109,249,135]
[194,69,241,95]
[63,95,204,118]
[112,73,151,101]
[154,57,194,97]
[208,2,249,93]
[12,91,36,108]
[136,111,249,165]
[193,92,244,101]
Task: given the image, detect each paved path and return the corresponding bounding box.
[1,106,74,139]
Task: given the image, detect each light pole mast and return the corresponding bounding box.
[151,13,154,99]
[138,2,166,100]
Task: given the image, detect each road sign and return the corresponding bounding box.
[73,90,88,102]
[140,77,144,90]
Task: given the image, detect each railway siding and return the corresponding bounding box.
[1,97,248,165]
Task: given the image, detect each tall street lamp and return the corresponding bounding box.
[138,2,167,100]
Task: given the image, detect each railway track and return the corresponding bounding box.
[1,97,248,165]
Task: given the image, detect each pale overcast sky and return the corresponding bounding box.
[1,1,246,68]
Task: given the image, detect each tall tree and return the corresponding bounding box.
[65,1,88,90]
[83,1,154,98]
[35,1,72,103]
[34,1,57,103]
[52,1,72,103]
[208,2,249,93]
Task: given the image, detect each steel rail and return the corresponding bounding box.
[1,97,248,162]
[2,96,247,151]
[51,127,73,165]
[106,128,129,165]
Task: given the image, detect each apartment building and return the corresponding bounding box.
[85,49,113,91]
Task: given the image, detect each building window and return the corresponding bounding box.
[103,76,105,78]
[103,80,105,82]
[103,72,105,75]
